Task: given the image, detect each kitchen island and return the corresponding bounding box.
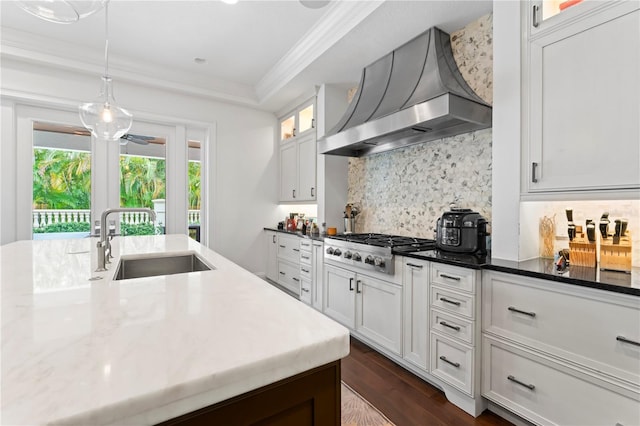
[0,234,350,425]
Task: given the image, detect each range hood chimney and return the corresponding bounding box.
[318,26,492,157]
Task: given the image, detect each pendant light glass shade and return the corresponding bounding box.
[79,76,132,141]
[16,0,107,24]
[78,1,132,141]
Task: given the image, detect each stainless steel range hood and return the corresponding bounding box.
[318,26,492,157]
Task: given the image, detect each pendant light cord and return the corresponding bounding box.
[103,1,109,77]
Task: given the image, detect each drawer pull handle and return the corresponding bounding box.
[439,356,460,368]
[508,306,536,317]
[301,288,310,293]
[440,297,461,306]
[279,245,286,248]
[279,272,285,275]
[508,375,535,391]
[292,277,300,282]
[406,263,423,269]
[440,273,461,281]
[301,255,310,260]
[439,321,461,331]
[293,248,300,252]
[301,268,309,273]
[349,278,354,291]
[616,336,640,347]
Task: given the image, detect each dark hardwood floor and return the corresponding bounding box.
[341,337,513,426]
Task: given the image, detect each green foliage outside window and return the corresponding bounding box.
[32,149,201,234]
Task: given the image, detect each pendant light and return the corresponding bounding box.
[16,0,107,24]
[79,1,132,141]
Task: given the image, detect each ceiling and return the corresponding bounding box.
[0,0,492,113]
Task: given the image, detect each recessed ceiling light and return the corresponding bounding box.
[194,58,207,64]
[221,0,238,4]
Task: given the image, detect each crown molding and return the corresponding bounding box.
[1,28,261,109]
[255,1,384,105]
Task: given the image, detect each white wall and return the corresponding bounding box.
[0,57,282,273]
[491,1,522,261]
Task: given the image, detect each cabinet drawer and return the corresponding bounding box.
[431,308,474,346]
[300,278,312,305]
[299,239,312,252]
[299,264,312,281]
[277,260,300,295]
[277,235,300,263]
[431,263,475,293]
[483,272,640,384]
[482,336,640,426]
[431,286,474,320]
[430,332,474,396]
[299,251,312,265]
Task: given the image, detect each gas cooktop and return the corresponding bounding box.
[326,233,436,251]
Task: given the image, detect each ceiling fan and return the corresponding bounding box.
[120,133,154,145]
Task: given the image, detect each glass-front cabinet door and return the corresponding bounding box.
[279,99,315,143]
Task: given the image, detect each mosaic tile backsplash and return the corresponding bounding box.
[348,14,493,238]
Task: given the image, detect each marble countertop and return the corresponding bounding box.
[0,235,349,425]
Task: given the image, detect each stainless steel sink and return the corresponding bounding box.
[113,253,214,280]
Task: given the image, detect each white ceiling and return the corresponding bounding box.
[0,0,492,113]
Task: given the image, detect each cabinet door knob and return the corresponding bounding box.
[439,356,460,368]
[440,273,460,281]
[439,321,461,332]
[508,375,535,390]
[440,297,461,306]
[616,336,640,347]
[532,4,540,28]
[508,306,536,318]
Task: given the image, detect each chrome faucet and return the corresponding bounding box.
[96,208,156,272]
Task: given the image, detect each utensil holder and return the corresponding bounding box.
[569,235,596,267]
[344,218,355,234]
[600,231,632,273]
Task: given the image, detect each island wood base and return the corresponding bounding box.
[158,361,341,426]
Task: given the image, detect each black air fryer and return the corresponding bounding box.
[436,208,487,254]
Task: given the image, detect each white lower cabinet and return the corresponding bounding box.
[482,270,640,425]
[312,241,323,311]
[277,260,300,295]
[355,274,403,356]
[483,335,640,426]
[323,264,356,328]
[430,332,474,396]
[403,259,429,370]
[324,264,402,355]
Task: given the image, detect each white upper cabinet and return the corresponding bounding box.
[279,100,315,143]
[278,97,317,202]
[522,1,640,195]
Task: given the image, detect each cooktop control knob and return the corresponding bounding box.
[365,255,374,265]
[344,251,352,259]
[333,249,342,256]
[352,253,362,261]
[326,247,334,255]
[374,257,385,267]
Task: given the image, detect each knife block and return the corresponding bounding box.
[569,235,596,267]
[600,231,632,273]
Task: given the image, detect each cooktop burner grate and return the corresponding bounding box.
[327,233,435,249]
